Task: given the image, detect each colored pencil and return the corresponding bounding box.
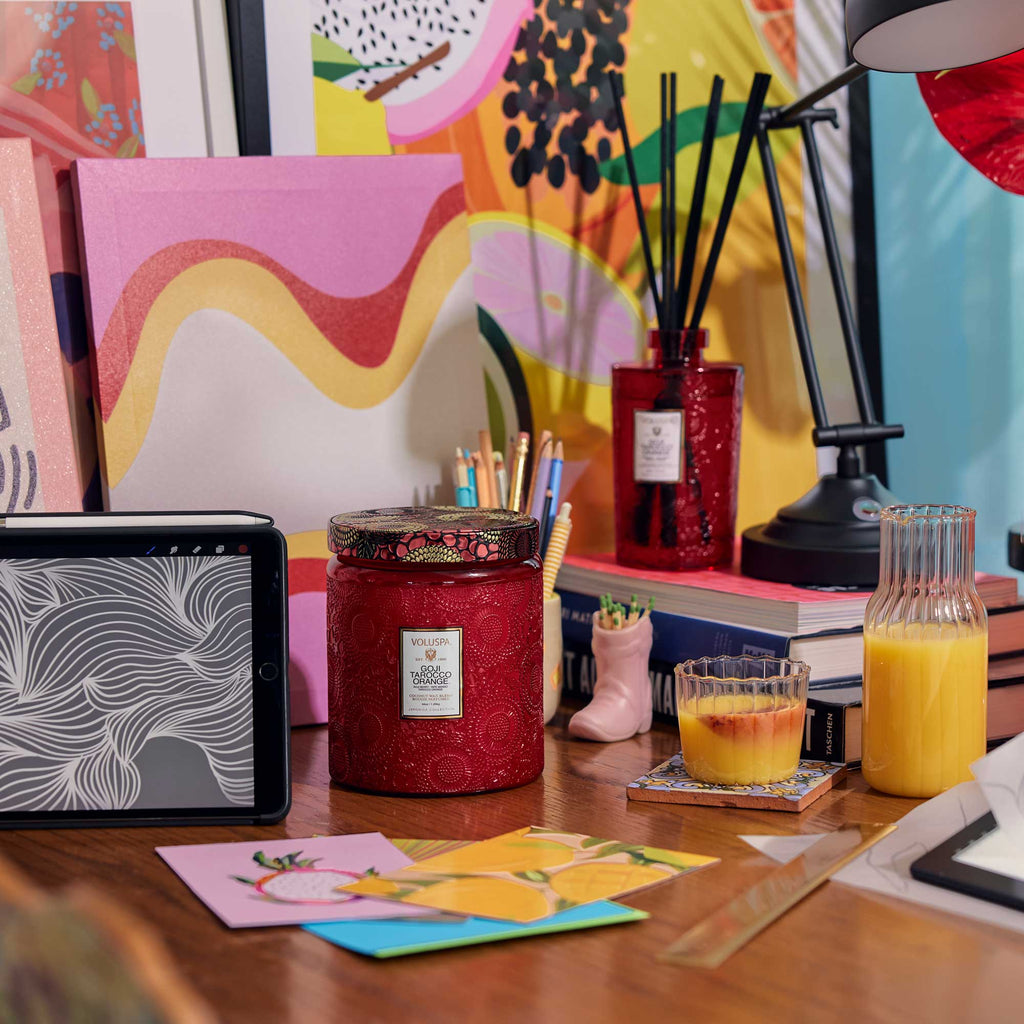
[542,502,573,599]
[509,433,530,512]
[479,429,498,508]
[493,450,509,509]
[463,447,479,506]
[472,450,491,507]
[454,450,473,507]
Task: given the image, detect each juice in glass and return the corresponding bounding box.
[675,656,809,786]
[677,694,805,785]
[862,627,987,798]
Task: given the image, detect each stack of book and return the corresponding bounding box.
[556,552,1024,765]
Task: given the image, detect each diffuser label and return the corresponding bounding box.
[633,410,684,483]
[400,627,463,719]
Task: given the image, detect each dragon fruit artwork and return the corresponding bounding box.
[311,0,531,144]
[232,850,363,905]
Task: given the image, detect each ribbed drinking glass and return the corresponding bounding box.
[862,505,988,797]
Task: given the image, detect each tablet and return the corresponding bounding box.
[0,515,290,828]
[909,811,1024,913]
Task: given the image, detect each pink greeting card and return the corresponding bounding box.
[72,155,487,725]
[0,137,80,511]
[156,832,432,928]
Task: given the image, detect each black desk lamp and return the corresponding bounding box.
[739,0,1024,586]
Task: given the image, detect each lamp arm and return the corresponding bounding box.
[753,120,830,430]
[772,63,867,124]
[799,117,877,424]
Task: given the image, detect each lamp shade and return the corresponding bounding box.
[848,0,1024,73]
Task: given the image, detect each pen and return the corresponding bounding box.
[528,438,553,524]
[525,429,552,517]
[542,502,573,599]
[543,441,564,547]
[538,488,553,555]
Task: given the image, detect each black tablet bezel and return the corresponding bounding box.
[909,811,1024,913]
[0,523,290,828]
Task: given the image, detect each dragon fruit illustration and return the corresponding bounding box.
[311,0,530,144]
[232,850,363,905]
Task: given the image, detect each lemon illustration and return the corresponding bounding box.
[550,862,668,904]
[641,846,717,871]
[413,834,574,875]
[344,876,401,896]
[404,877,551,922]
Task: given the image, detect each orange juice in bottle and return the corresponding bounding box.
[861,506,988,798]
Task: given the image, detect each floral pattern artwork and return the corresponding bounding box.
[1,1,145,170]
[917,50,1024,197]
[629,753,845,803]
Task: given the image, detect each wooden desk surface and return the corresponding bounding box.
[2,717,1022,1023]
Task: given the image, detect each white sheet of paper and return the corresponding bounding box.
[971,732,1024,849]
[744,782,1024,934]
[954,827,1024,883]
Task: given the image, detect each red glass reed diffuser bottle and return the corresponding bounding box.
[612,328,743,570]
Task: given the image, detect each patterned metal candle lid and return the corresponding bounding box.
[329,507,539,564]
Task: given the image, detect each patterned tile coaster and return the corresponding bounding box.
[627,755,847,813]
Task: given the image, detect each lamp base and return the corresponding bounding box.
[741,473,898,587]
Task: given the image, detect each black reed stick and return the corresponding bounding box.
[659,72,669,338]
[688,72,771,331]
[676,74,723,332]
[667,72,678,343]
[608,70,661,330]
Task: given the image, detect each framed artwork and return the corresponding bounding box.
[0,138,80,512]
[0,0,237,508]
[72,154,488,724]
[240,1,886,555]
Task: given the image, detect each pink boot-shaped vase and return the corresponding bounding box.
[568,612,653,742]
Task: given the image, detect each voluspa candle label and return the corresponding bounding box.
[633,410,684,483]
[400,627,463,719]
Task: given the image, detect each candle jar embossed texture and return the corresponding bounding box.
[327,507,543,795]
[612,328,743,571]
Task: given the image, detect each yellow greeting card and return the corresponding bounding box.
[342,827,717,923]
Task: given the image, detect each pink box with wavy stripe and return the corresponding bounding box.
[72,155,487,725]
[0,137,80,513]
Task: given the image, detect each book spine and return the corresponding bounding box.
[562,633,862,764]
[801,695,859,764]
[558,589,791,665]
[561,636,678,722]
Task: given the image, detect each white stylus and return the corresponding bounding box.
[0,512,274,529]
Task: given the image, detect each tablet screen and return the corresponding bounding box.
[0,552,255,813]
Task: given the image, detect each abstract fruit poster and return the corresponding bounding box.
[309,0,861,553]
[156,832,434,928]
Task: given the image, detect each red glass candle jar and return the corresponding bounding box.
[327,507,543,795]
[612,328,743,570]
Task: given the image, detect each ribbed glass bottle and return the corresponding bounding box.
[862,505,988,797]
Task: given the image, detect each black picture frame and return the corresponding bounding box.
[225,0,272,155]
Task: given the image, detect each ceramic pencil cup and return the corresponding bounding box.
[543,593,564,724]
[568,612,653,742]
